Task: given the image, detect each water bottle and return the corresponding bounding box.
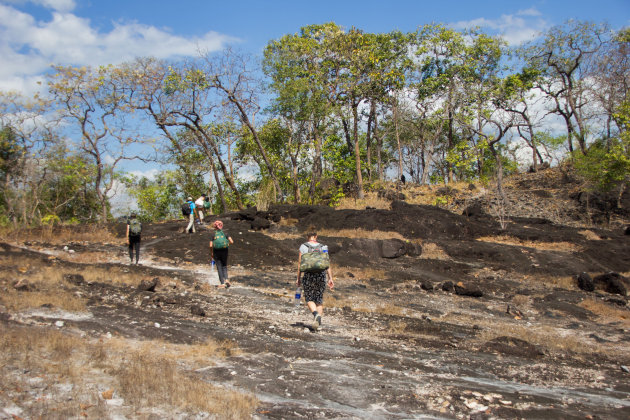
[294,287,302,307]
[211,260,216,269]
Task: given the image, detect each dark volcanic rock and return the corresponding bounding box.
[250,217,271,231]
[593,272,629,296]
[577,272,595,292]
[455,285,484,298]
[138,277,159,292]
[484,336,545,358]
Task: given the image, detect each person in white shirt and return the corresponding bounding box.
[195,194,207,224]
[297,232,334,331]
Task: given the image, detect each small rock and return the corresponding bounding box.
[621,365,630,373]
[154,322,160,328]
[101,389,114,399]
[190,305,206,317]
[55,320,64,327]
[138,277,159,292]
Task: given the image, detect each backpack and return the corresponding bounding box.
[129,219,142,235]
[213,230,229,249]
[181,202,191,216]
[300,242,330,273]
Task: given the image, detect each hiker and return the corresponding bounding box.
[126,212,141,264]
[203,195,211,217]
[297,232,334,331]
[209,220,234,288]
[185,197,196,233]
[195,194,206,224]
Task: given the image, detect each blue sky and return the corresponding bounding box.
[1,0,628,95]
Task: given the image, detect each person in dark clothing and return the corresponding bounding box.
[126,212,141,264]
[209,220,234,288]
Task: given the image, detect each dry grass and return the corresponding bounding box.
[337,266,387,282]
[387,320,408,334]
[518,274,577,290]
[578,230,602,240]
[318,228,405,241]
[417,241,451,260]
[0,224,119,245]
[1,288,86,312]
[0,324,258,418]
[335,191,391,210]
[578,298,630,328]
[263,231,303,240]
[476,235,582,252]
[277,217,299,226]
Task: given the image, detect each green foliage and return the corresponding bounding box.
[122,171,180,222]
[573,101,630,192]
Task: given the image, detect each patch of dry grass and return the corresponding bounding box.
[416,241,451,260]
[387,320,408,334]
[519,274,577,290]
[0,224,119,245]
[277,217,299,226]
[318,228,405,241]
[578,298,630,328]
[0,324,258,418]
[578,230,601,240]
[476,235,582,252]
[337,266,387,282]
[263,231,303,241]
[1,288,87,312]
[335,191,391,210]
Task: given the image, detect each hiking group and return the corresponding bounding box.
[128,198,335,332]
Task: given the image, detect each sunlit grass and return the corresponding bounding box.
[476,235,582,252]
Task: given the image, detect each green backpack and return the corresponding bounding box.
[129,219,142,235]
[300,243,330,272]
[213,230,229,249]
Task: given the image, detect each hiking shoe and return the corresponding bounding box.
[312,315,322,331]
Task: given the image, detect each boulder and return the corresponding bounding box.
[593,272,628,296]
[377,189,406,201]
[442,281,455,292]
[380,239,406,259]
[63,273,85,285]
[251,217,271,231]
[455,285,484,298]
[420,281,434,291]
[576,272,594,292]
[190,305,206,317]
[138,277,159,292]
[462,203,486,218]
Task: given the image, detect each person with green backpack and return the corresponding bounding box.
[209,220,234,288]
[297,232,334,331]
[126,212,142,265]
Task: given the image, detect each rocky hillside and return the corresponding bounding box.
[1,167,629,419]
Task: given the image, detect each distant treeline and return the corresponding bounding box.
[0,21,628,226]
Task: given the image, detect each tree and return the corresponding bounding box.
[523,20,609,155]
[48,65,152,222]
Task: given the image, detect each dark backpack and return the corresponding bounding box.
[129,219,142,235]
[181,202,191,216]
[300,242,330,272]
[213,230,229,249]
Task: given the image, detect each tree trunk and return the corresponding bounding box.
[352,103,364,199]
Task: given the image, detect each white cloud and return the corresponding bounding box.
[452,8,548,45]
[0,3,238,95]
